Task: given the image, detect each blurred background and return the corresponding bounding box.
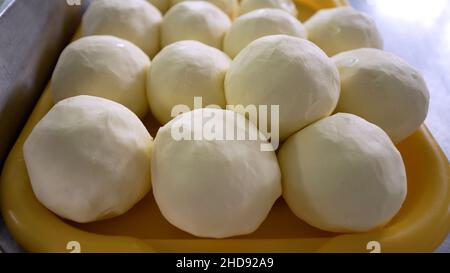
[0,0,448,252]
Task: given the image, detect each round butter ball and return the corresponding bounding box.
[147,40,230,124]
[305,7,383,56]
[171,0,239,19]
[152,108,281,238]
[333,48,430,143]
[278,113,407,233]
[240,0,298,17]
[23,96,153,223]
[161,1,231,49]
[147,0,170,13]
[51,36,150,118]
[82,0,162,57]
[224,8,307,58]
[225,35,340,140]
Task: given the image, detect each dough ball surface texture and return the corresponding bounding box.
[240,0,298,17]
[278,113,407,233]
[23,96,153,223]
[147,40,230,124]
[51,35,150,118]
[147,0,170,13]
[225,35,340,140]
[152,108,282,238]
[333,48,430,143]
[82,0,162,57]
[171,0,239,19]
[223,8,307,58]
[305,7,383,56]
[161,1,231,49]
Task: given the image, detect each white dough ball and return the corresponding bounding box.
[278,113,407,233]
[224,8,307,58]
[23,96,153,223]
[147,40,230,124]
[171,0,239,19]
[240,0,298,17]
[152,108,281,238]
[333,48,430,143]
[161,1,231,49]
[305,7,383,56]
[51,36,150,118]
[82,0,162,57]
[147,0,170,13]
[225,35,340,140]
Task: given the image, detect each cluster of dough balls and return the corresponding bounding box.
[51,35,150,118]
[147,40,230,124]
[240,0,298,17]
[278,113,407,233]
[23,96,153,223]
[24,0,431,238]
[161,1,231,49]
[152,109,281,238]
[333,48,430,143]
[170,0,240,19]
[224,8,307,58]
[225,35,340,140]
[305,7,383,56]
[82,0,162,57]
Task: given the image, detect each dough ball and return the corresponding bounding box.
[240,0,298,17]
[82,0,162,57]
[147,0,170,13]
[305,7,383,56]
[333,48,430,143]
[161,1,231,49]
[225,35,340,140]
[224,8,307,58]
[23,95,153,223]
[147,40,230,124]
[51,35,150,118]
[152,108,281,238]
[171,0,239,19]
[278,113,407,233]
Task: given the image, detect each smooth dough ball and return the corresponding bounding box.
[171,0,239,19]
[278,113,407,233]
[333,48,430,143]
[152,108,281,238]
[23,96,153,223]
[224,8,307,58]
[225,35,340,140]
[51,36,150,118]
[82,0,162,57]
[148,40,230,124]
[305,7,383,56]
[161,1,231,49]
[240,0,298,17]
[147,0,170,13]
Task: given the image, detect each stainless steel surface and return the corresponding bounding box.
[0,0,14,11]
[350,0,450,253]
[0,0,87,253]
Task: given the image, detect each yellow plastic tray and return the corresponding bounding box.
[1,0,449,253]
